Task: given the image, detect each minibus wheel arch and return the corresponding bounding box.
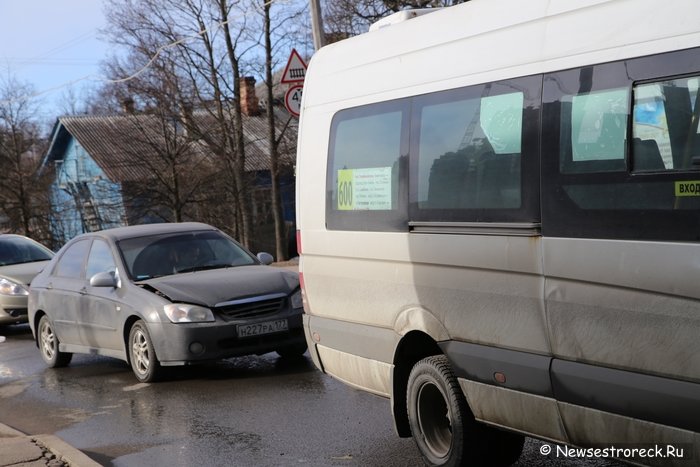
[391,330,441,437]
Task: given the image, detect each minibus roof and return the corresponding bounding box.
[302,0,700,109]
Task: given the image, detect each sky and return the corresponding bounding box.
[0,0,110,122]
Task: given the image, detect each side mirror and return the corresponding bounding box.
[90,271,118,288]
[256,252,274,266]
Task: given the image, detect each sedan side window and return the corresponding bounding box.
[54,240,91,278]
[86,240,116,279]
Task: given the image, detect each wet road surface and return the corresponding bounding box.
[0,324,622,466]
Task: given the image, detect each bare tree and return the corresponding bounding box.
[94,0,313,255]
[263,1,285,261]
[0,75,52,241]
[101,0,260,246]
[117,111,219,224]
[255,0,306,261]
[58,85,91,116]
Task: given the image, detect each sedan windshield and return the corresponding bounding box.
[118,230,257,281]
[0,236,53,266]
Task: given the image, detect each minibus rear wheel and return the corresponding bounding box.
[406,355,523,466]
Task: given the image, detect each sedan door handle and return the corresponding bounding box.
[79,287,87,295]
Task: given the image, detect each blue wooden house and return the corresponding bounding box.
[44,116,129,244]
[42,97,298,250]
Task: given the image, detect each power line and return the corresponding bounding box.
[1,30,99,74]
[3,59,101,66]
[25,30,98,65]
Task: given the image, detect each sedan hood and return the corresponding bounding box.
[0,261,51,286]
[141,265,299,307]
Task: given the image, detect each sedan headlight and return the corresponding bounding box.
[0,278,28,296]
[290,289,302,309]
[164,304,215,323]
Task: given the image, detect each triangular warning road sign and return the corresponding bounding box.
[281,49,307,83]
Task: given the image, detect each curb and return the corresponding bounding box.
[34,435,102,467]
[0,423,101,467]
[0,423,24,438]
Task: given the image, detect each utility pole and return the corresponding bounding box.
[309,0,326,50]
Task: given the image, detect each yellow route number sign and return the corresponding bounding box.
[337,167,392,211]
[337,169,354,210]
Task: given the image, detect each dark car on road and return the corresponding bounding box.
[0,234,54,325]
[28,222,306,382]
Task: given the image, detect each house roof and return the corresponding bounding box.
[237,107,299,171]
[44,107,298,182]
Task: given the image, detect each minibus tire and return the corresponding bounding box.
[407,355,478,466]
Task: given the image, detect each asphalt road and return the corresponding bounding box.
[0,324,623,467]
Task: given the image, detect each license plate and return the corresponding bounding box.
[237,319,288,338]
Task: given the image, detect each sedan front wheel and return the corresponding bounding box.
[128,320,163,383]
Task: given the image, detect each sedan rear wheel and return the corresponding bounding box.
[128,321,162,383]
[38,315,72,368]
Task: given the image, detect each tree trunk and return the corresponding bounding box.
[219,0,252,248]
[264,1,288,261]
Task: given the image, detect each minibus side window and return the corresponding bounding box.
[416,90,523,210]
[326,99,409,231]
[632,77,700,173]
[542,49,700,241]
[409,75,541,223]
[561,88,629,173]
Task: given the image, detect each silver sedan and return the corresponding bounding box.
[0,234,53,325]
[28,222,305,382]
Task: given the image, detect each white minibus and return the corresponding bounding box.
[296,0,700,465]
